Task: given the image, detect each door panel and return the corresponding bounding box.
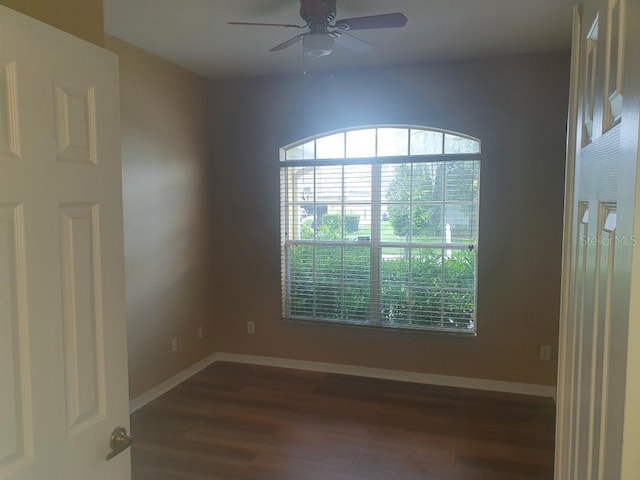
[0,5,130,480]
[0,205,32,478]
[60,204,106,435]
[0,62,19,158]
[604,0,624,130]
[53,82,98,166]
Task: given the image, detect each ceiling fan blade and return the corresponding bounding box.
[336,32,373,54]
[270,33,307,52]
[334,13,408,31]
[228,21,304,28]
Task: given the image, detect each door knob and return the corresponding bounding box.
[106,426,134,461]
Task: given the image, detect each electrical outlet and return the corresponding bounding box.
[540,345,552,361]
[247,321,256,335]
[171,337,178,352]
[197,325,203,340]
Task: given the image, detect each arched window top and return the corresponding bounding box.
[282,126,480,161]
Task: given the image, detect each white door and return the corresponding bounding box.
[0,6,131,480]
[556,1,640,479]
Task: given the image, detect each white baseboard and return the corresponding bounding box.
[129,352,217,413]
[130,352,556,413]
[214,353,557,400]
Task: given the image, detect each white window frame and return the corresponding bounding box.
[280,125,480,334]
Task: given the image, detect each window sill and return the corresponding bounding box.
[282,317,477,337]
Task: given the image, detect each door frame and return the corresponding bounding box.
[555,5,583,479]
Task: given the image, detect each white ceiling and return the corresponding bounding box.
[103,0,575,80]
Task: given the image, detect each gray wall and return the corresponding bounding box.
[206,51,569,386]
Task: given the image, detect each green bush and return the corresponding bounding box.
[344,215,360,234]
[320,214,360,237]
[289,246,370,322]
[289,247,475,330]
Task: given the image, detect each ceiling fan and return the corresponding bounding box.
[228,0,408,58]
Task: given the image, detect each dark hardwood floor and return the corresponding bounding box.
[130,362,556,480]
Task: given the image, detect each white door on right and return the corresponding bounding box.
[556,1,640,479]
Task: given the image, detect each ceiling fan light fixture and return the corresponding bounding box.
[303,34,334,57]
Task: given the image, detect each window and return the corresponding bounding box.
[280,126,480,334]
